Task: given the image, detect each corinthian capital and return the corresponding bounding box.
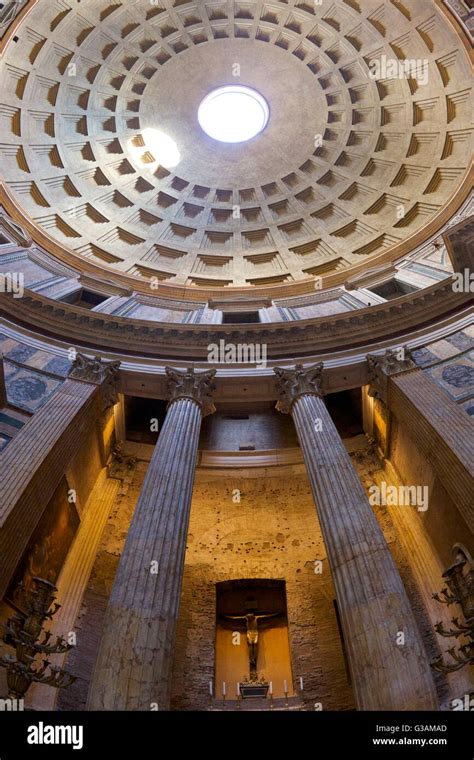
[274,363,324,414]
[367,347,417,405]
[69,353,121,411]
[166,367,216,417]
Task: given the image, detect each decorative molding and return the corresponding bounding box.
[444,217,474,273]
[0,279,468,362]
[208,297,272,311]
[198,448,305,470]
[0,206,32,247]
[0,0,28,39]
[276,288,346,308]
[274,363,324,414]
[442,0,474,41]
[367,348,418,406]
[345,263,398,291]
[78,275,133,299]
[0,250,28,264]
[134,293,204,311]
[27,246,78,280]
[166,366,216,417]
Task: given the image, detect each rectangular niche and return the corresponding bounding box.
[214,579,294,699]
[368,278,417,300]
[59,288,109,309]
[222,311,260,324]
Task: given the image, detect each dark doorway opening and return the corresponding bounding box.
[325,389,363,439]
[124,396,167,444]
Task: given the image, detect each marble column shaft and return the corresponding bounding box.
[88,368,215,711]
[275,364,438,711]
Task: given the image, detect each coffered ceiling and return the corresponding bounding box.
[0,0,471,290]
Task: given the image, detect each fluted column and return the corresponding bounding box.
[0,354,120,599]
[274,363,438,711]
[368,348,474,531]
[88,367,216,711]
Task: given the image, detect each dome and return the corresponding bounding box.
[0,0,471,295]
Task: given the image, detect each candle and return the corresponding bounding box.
[300,676,304,691]
[269,681,273,695]
[284,679,288,693]
[236,682,240,696]
[209,681,213,696]
[222,681,226,696]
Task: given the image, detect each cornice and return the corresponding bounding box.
[440,0,474,47]
[1,308,471,403]
[125,442,306,471]
[0,279,469,362]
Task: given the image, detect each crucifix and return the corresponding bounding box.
[222,611,280,681]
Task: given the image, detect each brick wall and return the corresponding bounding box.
[171,470,355,711]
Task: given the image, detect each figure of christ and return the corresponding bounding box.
[222,612,280,680]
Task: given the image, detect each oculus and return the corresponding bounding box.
[198,85,269,143]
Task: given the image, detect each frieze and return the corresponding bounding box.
[275,288,348,308]
[133,293,205,311]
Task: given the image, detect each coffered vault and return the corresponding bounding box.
[0,0,471,292]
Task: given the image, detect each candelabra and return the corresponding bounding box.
[0,577,76,699]
[431,544,474,674]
